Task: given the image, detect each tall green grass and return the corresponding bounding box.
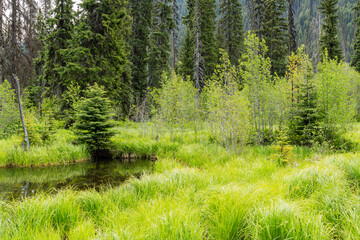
[0,129,89,167]
[2,123,360,239]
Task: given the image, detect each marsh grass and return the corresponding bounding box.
[2,124,360,239]
[0,130,89,167]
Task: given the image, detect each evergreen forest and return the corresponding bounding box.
[3,0,360,239]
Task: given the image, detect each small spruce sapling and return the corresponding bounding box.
[74,84,115,160]
[271,131,294,166]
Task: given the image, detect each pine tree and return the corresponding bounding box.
[351,0,360,72]
[179,0,195,82]
[319,0,343,61]
[179,0,216,89]
[199,0,217,78]
[261,0,288,76]
[74,84,115,160]
[60,0,132,118]
[288,78,322,146]
[129,0,152,102]
[217,0,245,65]
[148,0,174,88]
[42,0,74,97]
[287,48,322,146]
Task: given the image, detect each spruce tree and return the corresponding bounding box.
[148,0,174,88]
[351,0,360,72]
[199,0,217,78]
[287,49,322,146]
[75,84,115,160]
[179,0,216,88]
[42,0,74,97]
[319,0,343,61]
[129,0,152,102]
[217,0,245,65]
[60,0,132,118]
[261,0,288,76]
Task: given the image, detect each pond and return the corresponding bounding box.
[0,159,154,201]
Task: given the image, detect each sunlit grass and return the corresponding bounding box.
[0,129,89,167]
[2,123,360,239]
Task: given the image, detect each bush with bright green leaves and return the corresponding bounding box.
[74,84,115,159]
[0,80,19,139]
[151,72,198,140]
[204,50,251,152]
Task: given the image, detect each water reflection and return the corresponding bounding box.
[0,159,153,201]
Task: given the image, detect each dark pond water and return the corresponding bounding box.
[0,159,154,201]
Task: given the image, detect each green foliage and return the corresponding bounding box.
[319,0,343,61]
[240,32,272,144]
[351,0,360,72]
[261,0,288,76]
[151,72,198,140]
[74,84,115,159]
[35,0,74,99]
[0,80,19,139]
[271,131,294,166]
[61,82,82,128]
[217,0,245,65]
[60,0,132,118]
[148,0,174,88]
[317,53,356,136]
[204,50,251,152]
[129,0,152,101]
[287,48,323,146]
[179,0,217,83]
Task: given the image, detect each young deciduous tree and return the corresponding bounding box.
[0,80,19,138]
[317,52,356,138]
[240,32,272,144]
[151,72,198,140]
[205,50,250,152]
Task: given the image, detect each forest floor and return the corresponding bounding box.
[1,123,360,239]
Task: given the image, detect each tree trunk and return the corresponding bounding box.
[11,0,17,77]
[194,0,202,90]
[13,74,30,150]
[0,0,3,84]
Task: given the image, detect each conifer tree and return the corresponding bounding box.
[261,0,288,76]
[199,0,217,78]
[179,0,195,80]
[129,0,152,102]
[42,0,74,97]
[179,0,216,89]
[60,0,132,117]
[75,84,115,160]
[217,0,245,65]
[319,0,343,61]
[148,0,174,88]
[351,0,360,72]
[287,48,322,146]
